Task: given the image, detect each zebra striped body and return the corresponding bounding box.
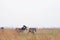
[15,25,27,32]
[29,28,36,34]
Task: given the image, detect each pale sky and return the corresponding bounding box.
[0,0,60,28]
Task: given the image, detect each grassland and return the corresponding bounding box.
[0,28,60,40]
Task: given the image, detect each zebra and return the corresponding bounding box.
[15,25,27,32]
[0,27,4,32]
[28,28,36,34]
[0,27,4,29]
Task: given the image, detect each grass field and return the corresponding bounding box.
[0,29,60,40]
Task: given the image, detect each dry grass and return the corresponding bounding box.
[0,29,60,40]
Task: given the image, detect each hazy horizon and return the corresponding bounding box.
[0,0,60,28]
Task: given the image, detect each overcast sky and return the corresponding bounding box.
[0,0,60,28]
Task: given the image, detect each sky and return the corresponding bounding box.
[0,0,60,28]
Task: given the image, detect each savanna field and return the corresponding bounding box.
[0,29,60,40]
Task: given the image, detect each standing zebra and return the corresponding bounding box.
[29,28,36,34]
[0,27,4,29]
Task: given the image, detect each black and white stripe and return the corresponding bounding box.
[29,28,36,34]
[15,25,27,32]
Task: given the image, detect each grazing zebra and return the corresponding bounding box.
[29,28,36,34]
[15,25,27,32]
